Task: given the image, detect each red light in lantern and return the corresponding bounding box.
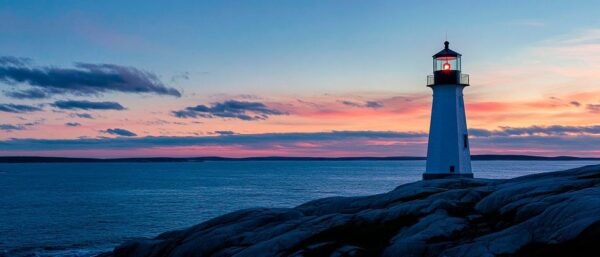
[442,63,451,70]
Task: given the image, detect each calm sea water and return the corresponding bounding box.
[0,160,598,257]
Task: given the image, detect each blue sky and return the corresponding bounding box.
[1,1,600,157]
[4,0,599,94]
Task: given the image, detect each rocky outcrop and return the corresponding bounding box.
[106,165,600,257]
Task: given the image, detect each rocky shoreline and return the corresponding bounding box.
[103,165,600,257]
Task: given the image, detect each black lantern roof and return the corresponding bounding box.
[432,41,461,58]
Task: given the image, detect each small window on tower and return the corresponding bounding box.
[464,134,469,149]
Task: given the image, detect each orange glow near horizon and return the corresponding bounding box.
[2,28,600,157]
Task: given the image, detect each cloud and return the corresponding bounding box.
[587,104,600,113]
[213,130,235,135]
[570,101,581,107]
[471,28,600,110]
[339,100,361,107]
[468,128,493,137]
[0,56,181,98]
[365,101,383,108]
[0,56,30,66]
[52,100,125,110]
[170,72,190,83]
[0,103,42,113]
[0,119,43,132]
[172,100,287,120]
[71,113,94,119]
[65,122,81,127]
[280,94,427,120]
[100,128,137,137]
[470,125,600,137]
[3,88,49,99]
[0,124,26,131]
[339,100,383,109]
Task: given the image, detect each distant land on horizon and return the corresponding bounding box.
[1,155,600,163]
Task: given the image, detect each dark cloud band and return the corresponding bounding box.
[1,128,599,156]
[0,103,42,113]
[213,130,235,135]
[100,128,137,137]
[52,100,125,110]
[172,100,286,120]
[0,56,181,98]
[0,130,425,150]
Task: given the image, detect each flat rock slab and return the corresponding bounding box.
[106,165,600,257]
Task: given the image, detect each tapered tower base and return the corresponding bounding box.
[422,173,473,180]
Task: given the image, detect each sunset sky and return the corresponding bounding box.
[1,1,600,157]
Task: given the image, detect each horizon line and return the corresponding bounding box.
[1,154,600,163]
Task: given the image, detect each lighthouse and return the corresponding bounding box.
[423,41,473,180]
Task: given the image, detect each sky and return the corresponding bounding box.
[1,0,600,157]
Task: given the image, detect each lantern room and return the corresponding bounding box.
[433,41,461,71]
[427,41,469,86]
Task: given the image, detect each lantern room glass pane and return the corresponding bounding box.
[434,56,461,71]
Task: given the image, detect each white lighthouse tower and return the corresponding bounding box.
[423,41,473,180]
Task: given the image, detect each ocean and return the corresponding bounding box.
[0,160,598,257]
